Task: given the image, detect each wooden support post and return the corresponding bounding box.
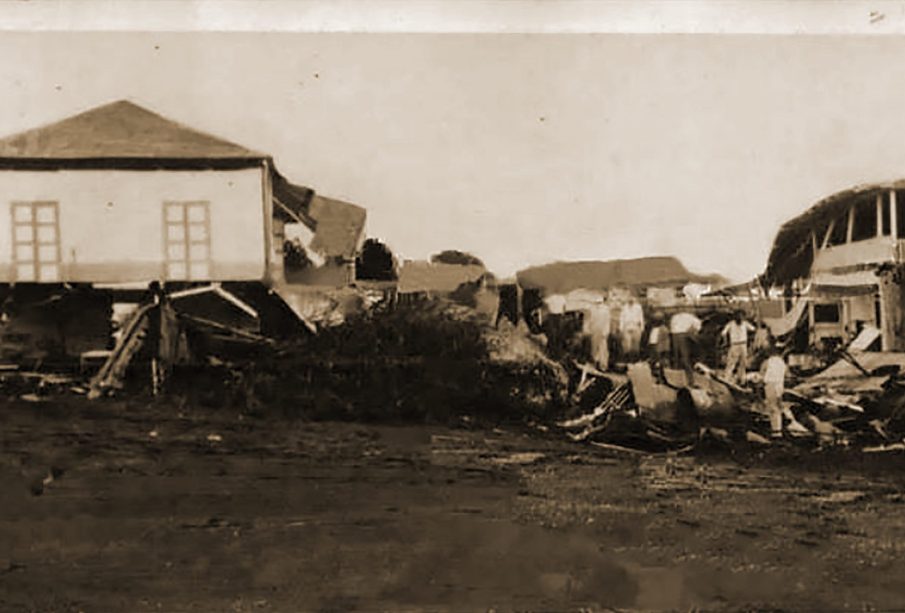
[807,300,815,347]
[877,193,883,238]
[151,358,160,396]
[878,268,900,351]
[891,190,898,242]
[821,220,833,249]
[846,204,854,244]
[150,284,163,396]
[879,275,891,351]
[516,283,523,325]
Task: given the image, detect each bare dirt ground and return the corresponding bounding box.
[2,397,905,612]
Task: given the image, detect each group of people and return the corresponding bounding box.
[644,309,774,381]
[645,310,703,376]
[649,309,793,438]
[541,293,794,437]
[541,293,648,370]
[584,295,648,369]
[546,294,712,375]
[720,311,795,438]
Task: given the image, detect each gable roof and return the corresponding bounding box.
[0,100,368,258]
[398,261,486,294]
[517,256,723,295]
[0,100,264,165]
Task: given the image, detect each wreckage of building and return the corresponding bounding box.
[765,181,905,351]
[0,100,367,373]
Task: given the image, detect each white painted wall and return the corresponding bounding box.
[0,167,268,283]
[812,236,897,273]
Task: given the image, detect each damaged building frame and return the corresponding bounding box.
[0,100,366,378]
[765,180,905,351]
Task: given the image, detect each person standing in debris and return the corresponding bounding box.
[760,346,787,438]
[494,284,520,328]
[721,311,756,385]
[542,293,568,360]
[583,297,611,371]
[647,315,671,374]
[619,295,645,360]
[669,311,702,377]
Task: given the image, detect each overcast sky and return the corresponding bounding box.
[2,31,905,281]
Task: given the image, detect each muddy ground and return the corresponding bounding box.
[2,397,905,612]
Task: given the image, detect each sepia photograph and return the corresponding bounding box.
[2,1,905,610]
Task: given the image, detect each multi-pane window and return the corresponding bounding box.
[164,201,211,280]
[10,201,61,282]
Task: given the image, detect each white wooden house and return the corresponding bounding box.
[0,100,367,363]
[0,100,281,285]
[0,100,366,289]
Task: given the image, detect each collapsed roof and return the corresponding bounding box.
[764,180,905,287]
[272,173,367,260]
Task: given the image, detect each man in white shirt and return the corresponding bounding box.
[670,311,702,376]
[760,347,787,438]
[619,295,645,360]
[542,293,568,359]
[584,298,611,370]
[721,311,756,385]
[544,293,566,315]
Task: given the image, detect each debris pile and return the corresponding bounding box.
[161,298,571,423]
[552,347,905,456]
[483,318,570,405]
[12,274,905,463]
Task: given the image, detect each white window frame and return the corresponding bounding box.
[163,201,212,281]
[10,201,61,282]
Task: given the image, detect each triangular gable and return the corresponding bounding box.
[0,100,263,161]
